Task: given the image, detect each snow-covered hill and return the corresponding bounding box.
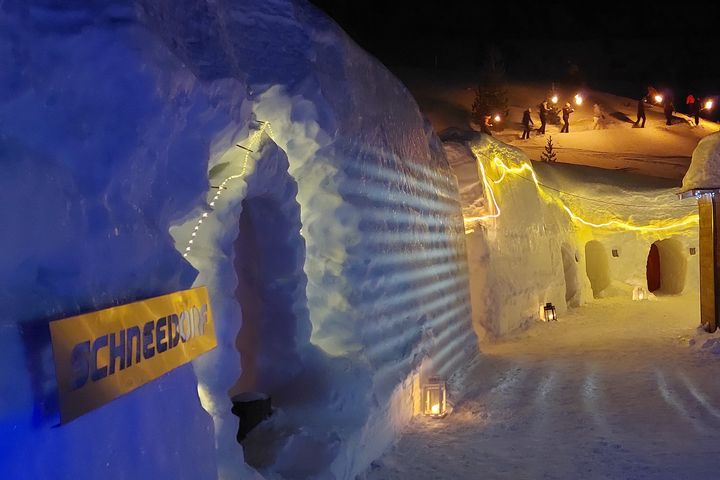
[398,70,719,180]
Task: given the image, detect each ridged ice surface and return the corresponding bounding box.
[0,1,476,479]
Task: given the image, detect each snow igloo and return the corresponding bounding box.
[0,1,476,479]
[456,138,699,338]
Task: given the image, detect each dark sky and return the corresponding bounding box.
[311,1,720,101]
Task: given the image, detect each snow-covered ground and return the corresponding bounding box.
[398,70,719,180]
[364,292,720,480]
[364,70,713,479]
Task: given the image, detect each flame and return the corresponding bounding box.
[494,114,502,122]
[654,95,663,103]
[574,94,583,105]
[431,403,440,415]
[551,95,559,104]
[705,100,714,110]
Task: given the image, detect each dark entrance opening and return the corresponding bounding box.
[646,239,687,295]
[646,243,661,292]
[233,195,308,398]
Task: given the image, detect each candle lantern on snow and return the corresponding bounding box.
[422,377,447,418]
[543,302,557,322]
[632,286,647,301]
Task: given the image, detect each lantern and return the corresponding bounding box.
[422,377,447,418]
[543,302,557,322]
[654,94,663,104]
[551,94,559,104]
[633,286,647,301]
[574,93,583,105]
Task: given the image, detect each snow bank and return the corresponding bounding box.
[682,131,720,191]
[1,1,475,479]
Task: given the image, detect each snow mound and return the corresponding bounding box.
[682,131,720,191]
[0,1,476,479]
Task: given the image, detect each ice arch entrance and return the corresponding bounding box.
[561,243,580,307]
[233,194,308,396]
[585,240,611,297]
[646,239,687,295]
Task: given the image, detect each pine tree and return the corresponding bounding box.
[471,46,509,125]
[540,136,558,163]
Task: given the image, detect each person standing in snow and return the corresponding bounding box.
[686,93,696,114]
[481,113,493,136]
[664,97,674,126]
[634,96,646,128]
[521,108,534,139]
[537,101,549,134]
[560,102,573,133]
[592,103,605,130]
[693,97,702,126]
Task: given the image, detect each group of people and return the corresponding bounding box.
[481,90,711,139]
[635,92,707,128]
[519,100,580,139]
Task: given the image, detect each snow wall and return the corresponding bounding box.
[0,1,476,479]
[683,131,720,191]
[451,136,699,338]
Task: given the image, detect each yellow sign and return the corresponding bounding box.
[50,287,216,423]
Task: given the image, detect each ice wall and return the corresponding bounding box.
[457,138,583,337]
[455,135,699,338]
[0,1,223,478]
[1,1,475,479]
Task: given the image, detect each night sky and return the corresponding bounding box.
[311,1,720,105]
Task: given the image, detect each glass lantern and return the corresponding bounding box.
[543,302,557,322]
[422,377,447,418]
[633,286,647,301]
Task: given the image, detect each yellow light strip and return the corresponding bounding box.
[183,122,271,258]
[464,146,699,234]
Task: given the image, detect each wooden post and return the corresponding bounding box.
[698,193,720,332]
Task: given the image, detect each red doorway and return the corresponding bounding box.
[646,243,661,292]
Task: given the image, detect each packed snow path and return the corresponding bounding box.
[365,294,720,480]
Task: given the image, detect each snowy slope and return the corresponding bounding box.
[0,2,475,480]
[398,70,719,180]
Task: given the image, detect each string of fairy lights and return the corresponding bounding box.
[182,121,274,258]
[179,116,697,253]
[463,147,699,234]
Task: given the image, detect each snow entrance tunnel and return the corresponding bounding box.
[232,159,308,398]
[585,240,611,298]
[561,243,581,307]
[646,238,687,295]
